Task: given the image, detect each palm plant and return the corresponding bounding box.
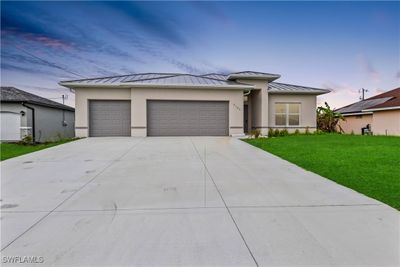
[317,102,345,133]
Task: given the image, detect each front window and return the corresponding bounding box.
[275,103,300,126]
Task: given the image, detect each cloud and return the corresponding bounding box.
[103,2,186,46]
[358,55,380,83]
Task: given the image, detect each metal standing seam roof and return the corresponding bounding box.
[59,71,330,95]
[0,87,75,111]
[60,73,253,88]
[268,82,331,94]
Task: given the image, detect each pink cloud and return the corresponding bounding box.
[2,29,72,49]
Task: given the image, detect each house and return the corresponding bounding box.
[336,87,400,135]
[0,87,75,142]
[59,71,330,137]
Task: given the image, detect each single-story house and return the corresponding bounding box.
[0,87,75,142]
[336,87,400,135]
[59,71,330,137]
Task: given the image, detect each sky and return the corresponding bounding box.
[1,1,399,108]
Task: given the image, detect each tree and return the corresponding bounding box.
[317,102,345,133]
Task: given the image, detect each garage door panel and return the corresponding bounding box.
[89,100,131,137]
[147,100,228,136]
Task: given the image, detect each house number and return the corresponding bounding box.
[233,103,241,111]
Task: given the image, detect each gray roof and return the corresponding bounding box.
[227,71,281,81]
[335,97,392,114]
[59,71,329,95]
[0,87,75,111]
[60,73,253,89]
[268,82,330,95]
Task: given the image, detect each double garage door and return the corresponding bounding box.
[89,100,228,137]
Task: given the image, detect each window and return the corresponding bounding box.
[275,103,300,126]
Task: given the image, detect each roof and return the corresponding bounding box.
[336,88,400,114]
[60,73,254,89]
[227,71,281,81]
[269,82,330,95]
[59,71,329,95]
[0,87,75,111]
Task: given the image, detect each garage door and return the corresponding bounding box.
[89,100,131,137]
[147,100,229,136]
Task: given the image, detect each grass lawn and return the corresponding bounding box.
[244,134,400,210]
[1,139,76,161]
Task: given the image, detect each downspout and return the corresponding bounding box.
[243,90,251,96]
[22,102,35,143]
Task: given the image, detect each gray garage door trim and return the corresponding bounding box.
[147,100,229,136]
[89,100,131,137]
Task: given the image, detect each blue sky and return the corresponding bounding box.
[1,1,399,107]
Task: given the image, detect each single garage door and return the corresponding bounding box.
[89,100,131,137]
[147,100,229,136]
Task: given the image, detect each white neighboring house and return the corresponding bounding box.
[0,87,75,142]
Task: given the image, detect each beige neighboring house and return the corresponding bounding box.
[336,88,400,135]
[59,71,329,137]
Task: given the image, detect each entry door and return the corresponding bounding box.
[89,100,131,137]
[147,100,229,136]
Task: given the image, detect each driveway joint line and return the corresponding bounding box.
[1,203,383,214]
[1,138,145,252]
[189,138,259,267]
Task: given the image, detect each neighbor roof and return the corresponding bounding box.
[60,73,254,89]
[336,88,400,114]
[0,87,75,111]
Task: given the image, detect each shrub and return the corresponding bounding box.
[305,127,310,135]
[294,129,300,135]
[274,129,280,137]
[268,128,274,137]
[251,129,261,139]
[350,130,355,135]
[280,129,289,136]
[18,135,33,145]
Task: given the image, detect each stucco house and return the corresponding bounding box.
[336,87,400,135]
[59,71,330,137]
[0,87,75,142]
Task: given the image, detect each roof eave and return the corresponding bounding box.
[340,111,373,116]
[268,90,330,95]
[362,106,400,112]
[59,82,254,90]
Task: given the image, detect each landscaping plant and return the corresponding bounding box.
[317,102,345,133]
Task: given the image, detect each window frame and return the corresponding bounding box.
[274,102,301,127]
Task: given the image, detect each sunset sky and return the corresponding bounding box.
[1,1,399,108]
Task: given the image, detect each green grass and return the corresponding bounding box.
[1,139,76,161]
[244,134,400,210]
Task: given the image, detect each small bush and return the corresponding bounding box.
[274,129,280,137]
[18,135,33,145]
[294,129,300,135]
[350,130,355,135]
[251,129,261,139]
[305,127,310,135]
[281,129,289,136]
[268,128,274,137]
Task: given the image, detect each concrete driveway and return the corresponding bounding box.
[1,137,398,266]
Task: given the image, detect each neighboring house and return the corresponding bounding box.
[336,88,400,135]
[0,87,75,142]
[59,71,329,137]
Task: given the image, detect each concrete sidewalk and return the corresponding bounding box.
[1,137,398,266]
